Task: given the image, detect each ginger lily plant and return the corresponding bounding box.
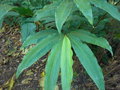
[0,0,120,90]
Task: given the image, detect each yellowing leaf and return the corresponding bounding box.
[40,72,45,77]
[61,36,73,90]
[8,75,15,90]
[21,78,32,84]
[26,70,34,76]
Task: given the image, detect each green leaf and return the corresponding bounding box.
[69,30,113,55]
[90,0,120,21]
[73,0,93,25]
[0,18,3,28]
[5,11,19,16]
[0,4,13,21]
[22,30,57,48]
[69,36,105,90]
[55,0,73,33]
[61,36,73,90]
[45,35,73,90]
[13,7,33,17]
[34,1,59,21]
[16,33,59,78]
[21,23,36,42]
[45,34,64,90]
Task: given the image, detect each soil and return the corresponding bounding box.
[0,20,120,90]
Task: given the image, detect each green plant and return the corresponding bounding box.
[0,0,120,90]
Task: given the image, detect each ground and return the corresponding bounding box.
[0,20,120,90]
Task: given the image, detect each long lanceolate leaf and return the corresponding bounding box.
[22,30,57,48]
[69,30,113,55]
[90,0,120,21]
[45,35,73,90]
[16,33,59,78]
[34,1,59,21]
[45,35,64,90]
[69,35,105,90]
[0,18,3,28]
[61,36,73,90]
[0,4,13,22]
[55,0,73,33]
[21,23,36,43]
[73,0,93,25]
